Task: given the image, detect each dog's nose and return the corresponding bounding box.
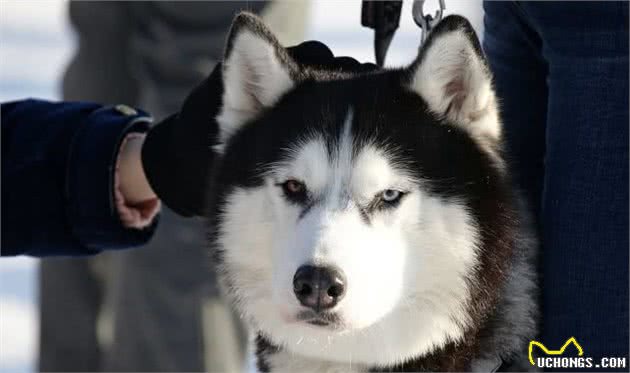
[293,265,346,312]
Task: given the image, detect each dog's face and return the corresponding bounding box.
[209,13,512,365]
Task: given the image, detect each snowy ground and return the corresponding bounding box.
[0,1,481,372]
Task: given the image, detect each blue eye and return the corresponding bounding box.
[381,189,402,203]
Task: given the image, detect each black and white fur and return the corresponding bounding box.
[206,12,538,372]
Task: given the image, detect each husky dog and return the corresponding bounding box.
[207,12,538,372]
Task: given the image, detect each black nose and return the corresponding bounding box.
[293,265,346,312]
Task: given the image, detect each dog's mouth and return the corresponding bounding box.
[296,310,341,329]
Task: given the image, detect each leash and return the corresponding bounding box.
[413,0,446,43]
[361,0,402,67]
[361,0,446,67]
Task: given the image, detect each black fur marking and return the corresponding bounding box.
[255,334,281,373]
[298,197,318,220]
[357,204,372,225]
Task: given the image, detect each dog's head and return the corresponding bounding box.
[208,13,515,365]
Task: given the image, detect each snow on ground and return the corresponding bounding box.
[0,1,481,372]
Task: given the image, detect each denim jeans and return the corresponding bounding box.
[483,1,628,370]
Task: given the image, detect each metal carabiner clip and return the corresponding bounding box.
[412,0,446,43]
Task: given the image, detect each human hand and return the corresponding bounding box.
[116,133,160,228]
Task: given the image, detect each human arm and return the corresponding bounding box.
[1,99,159,256]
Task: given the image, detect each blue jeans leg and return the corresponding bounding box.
[484,1,629,369]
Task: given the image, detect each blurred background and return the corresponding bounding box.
[0,1,482,372]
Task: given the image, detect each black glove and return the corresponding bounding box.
[141,41,378,217]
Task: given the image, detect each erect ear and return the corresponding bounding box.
[216,12,298,145]
[407,15,500,140]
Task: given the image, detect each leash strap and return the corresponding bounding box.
[361,0,403,67]
[412,0,446,43]
[361,0,446,67]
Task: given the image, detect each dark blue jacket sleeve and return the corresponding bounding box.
[1,99,158,256]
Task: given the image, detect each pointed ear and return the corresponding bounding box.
[217,12,298,145]
[407,16,500,140]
